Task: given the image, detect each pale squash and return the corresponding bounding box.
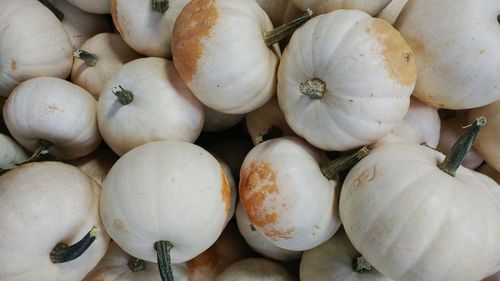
[215,258,296,281]
[0,133,28,170]
[66,0,111,14]
[292,0,391,16]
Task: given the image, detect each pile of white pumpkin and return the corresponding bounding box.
[0,0,499,280]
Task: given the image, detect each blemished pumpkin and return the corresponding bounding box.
[97,57,204,156]
[0,133,28,170]
[100,140,232,281]
[213,154,238,222]
[66,0,111,14]
[292,0,391,16]
[0,0,73,97]
[395,0,500,109]
[0,161,110,281]
[65,147,118,186]
[3,77,101,160]
[278,9,416,151]
[203,106,244,132]
[255,0,301,27]
[339,117,500,281]
[215,258,296,281]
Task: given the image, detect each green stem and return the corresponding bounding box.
[352,255,372,273]
[50,226,100,263]
[152,0,168,13]
[438,116,486,176]
[128,258,146,272]
[321,146,369,180]
[155,241,174,281]
[73,50,99,67]
[18,140,55,165]
[38,0,64,21]
[255,125,283,144]
[112,85,134,105]
[264,8,313,47]
[300,78,326,99]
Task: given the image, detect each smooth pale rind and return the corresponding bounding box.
[66,0,111,14]
[278,10,415,151]
[3,77,101,159]
[100,140,230,263]
[0,162,109,281]
[97,57,204,156]
[0,0,73,97]
[396,0,500,109]
[215,258,295,281]
[292,0,391,15]
[0,134,28,169]
[340,142,500,281]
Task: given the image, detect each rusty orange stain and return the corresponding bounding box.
[220,168,231,215]
[187,243,221,279]
[350,165,377,189]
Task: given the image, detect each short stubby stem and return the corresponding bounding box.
[264,8,313,46]
[300,78,325,99]
[128,258,146,272]
[38,0,64,21]
[438,116,486,176]
[112,85,134,105]
[50,226,100,263]
[255,125,283,144]
[155,240,174,281]
[18,140,55,165]
[152,0,168,13]
[321,146,369,180]
[352,255,372,273]
[73,50,99,67]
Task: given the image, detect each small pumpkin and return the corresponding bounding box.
[0,133,28,170]
[215,258,296,281]
[65,147,118,186]
[65,0,111,14]
[292,0,391,16]
[203,106,244,132]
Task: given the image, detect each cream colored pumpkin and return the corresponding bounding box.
[215,258,295,281]
[203,106,244,132]
[292,0,391,15]
[65,147,118,186]
[71,33,143,99]
[0,161,110,281]
[255,0,301,27]
[172,0,281,114]
[0,0,73,97]
[395,0,500,109]
[97,57,204,156]
[0,133,28,170]
[376,0,409,25]
[66,0,111,14]
[83,242,188,281]
[477,164,500,185]
[278,9,416,151]
[468,100,500,172]
[3,77,101,159]
[111,0,190,58]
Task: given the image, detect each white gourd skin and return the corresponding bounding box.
[339,142,500,281]
[292,0,391,16]
[66,0,111,14]
[477,164,500,185]
[83,242,188,281]
[376,0,410,25]
[468,100,500,172]
[0,134,28,170]
[203,106,244,132]
[278,10,416,151]
[97,57,204,156]
[0,0,73,97]
[0,162,110,281]
[52,0,112,50]
[71,33,143,99]
[239,137,341,251]
[65,147,118,186]
[3,77,102,160]
[255,0,301,27]
[215,258,296,281]
[111,0,191,58]
[100,141,232,263]
[172,0,280,114]
[395,0,500,109]
[300,227,393,281]
[235,203,302,261]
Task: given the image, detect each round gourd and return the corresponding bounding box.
[66,0,111,14]
[292,0,391,16]
[0,161,110,281]
[3,77,101,160]
[0,0,73,97]
[215,258,295,281]
[278,9,416,151]
[395,0,500,109]
[97,57,204,156]
[255,0,301,27]
[0,134,28,170]
[65,147,118,186]
[203,106,244,132]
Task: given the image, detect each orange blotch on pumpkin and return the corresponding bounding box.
[187,243,221,278]
[220,168,232,215]
[350,165,377,190]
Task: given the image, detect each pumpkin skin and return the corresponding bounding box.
[65,147,118,186]
[292,0,391,16]
[300,227,392,281]
[0,0,73,97]
[203,106,244,132]
[100,140,232,263]
[255,0,301,27]
[215,258,296,281]
[66,0,111,14]
[111,0,190,58]
[172,0,280,114]
[395,0,500,109]
[339,142,500,281]
[97,57,204,156]
[0,162,110,281]
[0,133,28,170]
[278,9,416,151]
[3,77,101,159]
[71,33,143,99]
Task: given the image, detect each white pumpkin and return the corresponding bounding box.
[3,77,101,159]
[215,258,296,281]
[395,0,500,109]
[65,147,118,186]
[376,0,410,25]
[0,0,73,97]
[255,0,301,27]
[71,33,143,99]
[292,0,391,16]
[111,0,191,58]
[66,0,111,14]
[0,161,110,281]
[0,133,28,170]
[278,9,416,151]
[203,106,244,132]
[97,57,204,156]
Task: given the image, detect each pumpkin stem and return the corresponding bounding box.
[128,258,146,272]
[264,8,313,47]
[321,146,369,180]
[73,49,99,67]
[155,240,174,281]
[112,85,134,105]
[438,116,486,176]
[352,255,372,273]
[38,0,64,21]
[152,0,168,13]
[50,226,100,263]
[300,78,326,99]
[17,140,55,165]
[255,125,283,144]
